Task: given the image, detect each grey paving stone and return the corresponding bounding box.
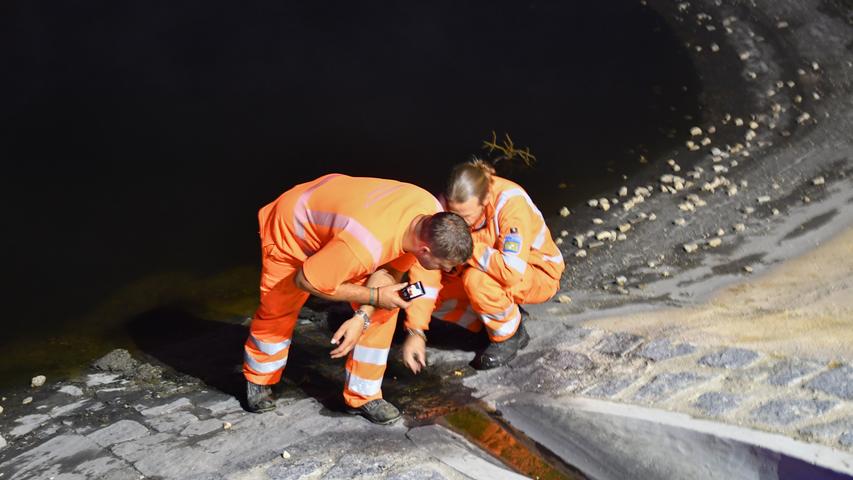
[198,396,242,415]
[134,445,223,478]
[88,420,150,447]
[799,417,853,442]
[58,385,84,396]
[98,466,143,480]
[509,365,580,393]
[635,338,696,361]
[543,350,595,371]
[596,332,644,356]
[146,411,199,433]
[806,365,853,400]
[111,432,179,463]
[585,377,638,398]
[181,418,225,437]
[266,459,326,479]
[766,359,822,386]
[698,348,759,369]
[0,434,102,479]
[387,468,449,480]
[634,372,707,402]
[693,392,741,416]
[10,413,51,437]
[323,453,392,479]
[138,397,193,417]
[74,456,130,478]
[49,399,91,417]
[752,399,837,426]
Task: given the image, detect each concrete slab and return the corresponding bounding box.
[407,425,528,480]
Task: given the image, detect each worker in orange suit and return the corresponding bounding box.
[403,160,565,370]
[243,173,473,424]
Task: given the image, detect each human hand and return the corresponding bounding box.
[401,334,427,374]
[330,316,365,359]
[374,283,413,310]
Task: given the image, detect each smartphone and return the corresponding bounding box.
[399,281,426,301]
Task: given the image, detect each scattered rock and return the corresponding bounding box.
[615,276,627,286]
[757,195,771,204]
[93,349,139,374]
[0,433,5,450]
[0,405,4,415]
[281,450,292,459]
[573,235,584,247]
[587,199,598,207]
[673,218,687,226]
[618,186,628,197]
[806,365,853,400]
[683,243,698,253]
[707,238,722,248]
[223,421,232,430]
[557,294,572,304]
[22,396,33,405]
[596,231,613,241]
[559,206,570,217]
[618,223,631,233]
[733,223,746,232]
[744,266,754,273]
[31,375,46,388]
[575,249,587,258]
[690,126,702,136]
[592,218,603,225]
[58,385,84,396]
[87,420,150,447]
[812,176,825,186]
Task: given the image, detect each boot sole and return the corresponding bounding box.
[345,407,402,425]
[246,402,276,414]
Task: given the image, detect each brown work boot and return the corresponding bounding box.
[346,399,402,425]
[471,308,530,370]
[246,380,276,413]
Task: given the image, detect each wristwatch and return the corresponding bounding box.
[353,309,371,331]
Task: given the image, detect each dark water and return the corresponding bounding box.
[0,1,700,387]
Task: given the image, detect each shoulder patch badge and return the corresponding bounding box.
[503,228,522,254]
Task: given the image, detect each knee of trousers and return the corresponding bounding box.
[461,267,513,314]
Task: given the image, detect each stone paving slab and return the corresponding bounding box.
[765,359,823,386]
[751,398,838,426]
[634,372,708,402]
[87,419,150,447]
[807,365,853,400]
[635,338,696,362]
[698,348,759,369]
[693,392,741,416]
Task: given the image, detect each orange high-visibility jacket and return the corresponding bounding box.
[257,173,442,294]
[406,176,564,329]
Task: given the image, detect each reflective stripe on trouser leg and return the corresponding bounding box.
[462,267,521,342]
[344,307,398,408]
[432,276,483,332]
[243,245,309,385]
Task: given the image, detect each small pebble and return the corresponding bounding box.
[674,218,687,226]
[757,196,771,204]
[555,238,563,245]
[559,207,571,217]
[716,229,725,236]
[282,450,291,459]
[772,208,780,216]
[23,397,33,405]
[560,230,569,237]
[619,186,628,197]
[648,213,657,221]
[707,238,722,248]
[812,176,825,186]
[618,223,631,233]
[683,243,699,253]
[31,376,46,388]
[557,294,572,304]
[733,223,746,232]
[744,266,754,273]
[587,199,599,207]
[0,405,4,415]
[690,126,702,136]
[592,218,604,225]
[575,249,587,258]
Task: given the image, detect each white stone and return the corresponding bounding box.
[592,218,603,225]
[648,213,657,221]
[683,243,699,253]
[573,235,584,247]
[618,223,631,233]
[717,229,725,236]
[31,375,46,388]
[615,276,627,286]
[745,130,756,141]
[600,202,611,212]
[776,21,788,29]
[596,231,612,241]
[575,249,587,258]
[223,421,233,430]
[701,137,711,146]
[587,199,598,207]
[557,294,572,304]
[0,433,5,450]
[560,229,569,237]
[690,126,702,136]
[757,196,771,204]
[22,397,33,405]
[744,266,754,273]
[707,238,722,248]
[797,112,811,124]
[812,176,825,186]
[58,385,84,396]
[0,405,3,415]
[618,186,628,197]
[734,118,744,126]
[674,218,686,226]
[282,450,291,459]
[733,223,746,232]
[617,233,627,241]
[648,261,656,268]
[85,373,120,387]
[711,43,719,52]
[772,208,780,216]
[555,237,563,245]
[559,206,571,217]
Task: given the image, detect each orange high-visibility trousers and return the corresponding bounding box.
[432,263,559,342]
[242,245,399,408]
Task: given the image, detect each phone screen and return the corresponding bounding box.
[400,281,426,301]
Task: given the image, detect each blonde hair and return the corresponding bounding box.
[445,158,495,204]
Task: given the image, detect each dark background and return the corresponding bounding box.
[0,1,701,385]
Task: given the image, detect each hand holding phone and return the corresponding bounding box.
[399,281,426,301]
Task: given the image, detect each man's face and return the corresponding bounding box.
[415,250,458,273]
[447,196,486,229]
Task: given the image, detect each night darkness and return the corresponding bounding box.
[0,1,700,384]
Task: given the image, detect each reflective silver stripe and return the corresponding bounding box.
[481,303,517,322]
[456,307,479,329]
[250,335,291,356]
[293,174,342,240]
[345,370,383,396]
[477,247,496,271]
[504,254,528,275]
[433,299,458,320]
[303,211,383,268]
[352,345,390,365]
[532,224,547,249]
[492,188,544,235]
[543,252,564,263]
[488,310,521,338]
[244,350,287,374]
[422,286,439,300]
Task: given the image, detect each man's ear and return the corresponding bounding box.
[417,243,431,256]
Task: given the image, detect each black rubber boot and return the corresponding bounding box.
[471,308,531,370]
[346,399,402,425]
[246,381,276,413]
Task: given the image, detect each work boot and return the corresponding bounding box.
[346,399,402,425]
[246,380,276,413]
[471,308,531,370]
